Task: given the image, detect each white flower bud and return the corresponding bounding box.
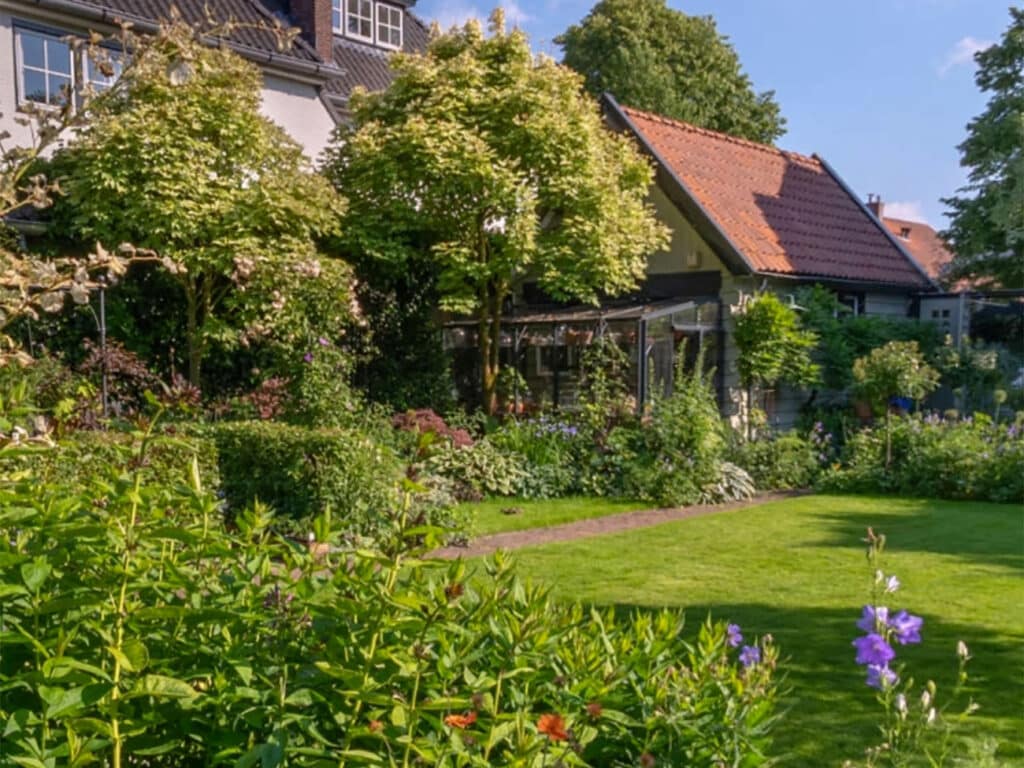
[926,707,937,724]
[895,694,907,717]
[920,689,931,709]
[957,640,970,660]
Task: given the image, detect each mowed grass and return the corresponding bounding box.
[460,496,645,536]
[495,494,1024,766]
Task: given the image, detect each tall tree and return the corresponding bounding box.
[942,7,1024,289]
[50,22,347,385]
[557,0,785,144]
[326,10,669,414]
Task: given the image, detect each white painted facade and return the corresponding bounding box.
[0,5,337,159]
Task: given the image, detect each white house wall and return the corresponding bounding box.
[259,73,336,162]
[0,8,335,160]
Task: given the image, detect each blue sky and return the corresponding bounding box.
[413,0,1012,229]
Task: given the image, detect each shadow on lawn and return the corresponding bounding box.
[802,496,1024,572]
[603,601,1024,767]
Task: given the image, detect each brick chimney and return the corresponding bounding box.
[291,0,334,62]
[866,193,885,219]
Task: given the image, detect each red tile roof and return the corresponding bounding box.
[882,216,954,282]
[619,105,932,288]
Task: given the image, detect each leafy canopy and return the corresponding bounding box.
[732,293,819,391]
[557,0,785,144]
[326,10,668,411]
[852,340,940,412]
[942,7,1024,288]
[49,21,348,384]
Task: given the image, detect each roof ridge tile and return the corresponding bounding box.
[621,104,821,167]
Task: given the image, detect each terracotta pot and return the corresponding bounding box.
[853,399,874,423]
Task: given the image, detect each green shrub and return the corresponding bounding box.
[730,428,828,491]
[488,417,580,498]
[0,450,781,765]
[617,350,730,506]
[820,414,1024,503]
[422,439,528,499]
[212,421,402,539]
[0,427,219,489]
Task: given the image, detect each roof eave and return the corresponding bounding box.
[11,0,347,82]
[756,270,933,292]
[601,92,758,278]
[815,155,938,293]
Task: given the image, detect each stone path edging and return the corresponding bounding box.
[430,491,806,559]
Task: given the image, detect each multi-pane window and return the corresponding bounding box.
[16,27,73,106]
[84,49,123,92]
[376,4,402,49]
[346,0,374,42]
[332,0,343,32]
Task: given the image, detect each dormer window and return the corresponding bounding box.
[333,0,403,49]
[899,227,911,239]
[344,0,373,43]
[376,4,402,49]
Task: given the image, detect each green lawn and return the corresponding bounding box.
[461,496,645,536]
[482,494,1024,766]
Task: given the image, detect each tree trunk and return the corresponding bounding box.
[479,282,505,416]
[184,277,208,387]
[885,408,893,469]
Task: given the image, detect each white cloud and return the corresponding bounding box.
[884,200,930,225]
[503,1,533,26]
[938,36,993,75]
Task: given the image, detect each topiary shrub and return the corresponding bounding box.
[212,421,402,538]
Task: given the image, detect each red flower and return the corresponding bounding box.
[368,720,383,733]
[640,753,656,767]
[585,701,603,719]
[444,711,477,729]
[537,713,569,741]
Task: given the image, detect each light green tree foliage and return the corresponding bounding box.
[732,293,818,433]
[51,22,348,384]
[326,10,669,413]
[557,0,785,144]
[0,41,134,363]
[942,7,1024,289]
[852,340,940,467]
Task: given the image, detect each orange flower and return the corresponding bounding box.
[536,713,569,741]
[444,711,477,729]
[368,720,383,733]
[585,701,603,719]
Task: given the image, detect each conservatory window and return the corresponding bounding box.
[376,3,403,49]
[346,0,374,43]
[15,27,73,106]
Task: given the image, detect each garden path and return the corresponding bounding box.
[430,491,805,559]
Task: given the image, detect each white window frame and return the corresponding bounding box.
[331,0,343,32]
[345,0,374,44]
[14,26,75,108]
[375,3,403,50]
[83,48,123,93]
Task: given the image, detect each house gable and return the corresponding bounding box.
[603,94,935,292]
